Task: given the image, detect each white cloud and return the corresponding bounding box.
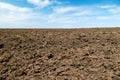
[0,2,31,12]
[53,5,99,16]
[99,5,120,14]
[96,14,120,21]
[53,6,78,14]
[0,2,37,24]
[96,16,109,20]
[27,0,54,8]
[99,5,116,9]
[48,6,96,24]
[108,7,120,14]
[47,5,120,27]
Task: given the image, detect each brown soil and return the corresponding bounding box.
[0,28,120,80]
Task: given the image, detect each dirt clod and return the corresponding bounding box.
[48,54,54,59]
[0,43,4,49]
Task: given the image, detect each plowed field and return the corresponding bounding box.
[0,28,120,80]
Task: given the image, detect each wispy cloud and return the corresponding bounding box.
[108,7,120,14]
[53,6,78,14]
[28,0,50,8]
[99,5,120,14]
[0,2,25,23]
[27,0,60,8]
[0,2,41,24]
[99,5,116,9]
[0,2,31,12]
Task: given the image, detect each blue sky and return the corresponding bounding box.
[0,0,120,28]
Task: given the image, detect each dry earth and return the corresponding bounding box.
[0,28,120,80]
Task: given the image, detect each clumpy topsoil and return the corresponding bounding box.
[0,28,120,80]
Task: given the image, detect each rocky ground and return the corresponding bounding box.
[0,28,120,80]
